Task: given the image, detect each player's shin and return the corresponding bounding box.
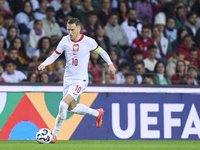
[69,104,99,117]
[52,101,69,137]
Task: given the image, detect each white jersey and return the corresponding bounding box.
[55,34,99,82]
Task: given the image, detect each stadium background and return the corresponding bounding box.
[0,85,200,140]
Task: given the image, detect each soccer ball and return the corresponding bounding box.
[36,128,53,144]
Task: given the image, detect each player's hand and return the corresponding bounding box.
[108,64,116,76]
[38,64,45,71]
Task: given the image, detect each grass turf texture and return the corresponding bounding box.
[0,140,200,150]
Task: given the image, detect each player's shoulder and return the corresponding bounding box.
[83,34,95,42]
[60,35,70,43]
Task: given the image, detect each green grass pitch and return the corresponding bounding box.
[0,140,200,150]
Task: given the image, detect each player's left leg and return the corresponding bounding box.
[67,82,104,128]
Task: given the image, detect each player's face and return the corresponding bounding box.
[67,23,81,41]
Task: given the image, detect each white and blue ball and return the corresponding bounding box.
[36,128,53,144]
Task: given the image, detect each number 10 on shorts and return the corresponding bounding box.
[75,85,81,93]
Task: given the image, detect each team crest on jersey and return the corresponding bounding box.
[73,44,79,52]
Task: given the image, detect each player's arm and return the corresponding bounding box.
[93,46,116,76]
[38,51,60,71]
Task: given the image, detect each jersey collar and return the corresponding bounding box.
[71,33,84,43]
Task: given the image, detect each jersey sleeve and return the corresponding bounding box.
[55,37,65,55]
[90,38,101,53]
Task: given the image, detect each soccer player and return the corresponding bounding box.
[38,18,116,143]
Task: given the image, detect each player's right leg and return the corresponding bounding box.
[51,93,75,143]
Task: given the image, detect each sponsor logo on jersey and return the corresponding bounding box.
[73,44,79,52]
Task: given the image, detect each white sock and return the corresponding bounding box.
[52,101,69,137]
[69,104,99,117]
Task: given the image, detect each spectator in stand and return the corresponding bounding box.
[0,63,5,82]
[188,47,199,70]
[195,28,200,49]
[172,27,188,51]
[184,11,197,39]
[97,0,111,26]
[0,36,6,62]
[2,14,14,39]
[83,11,98,38]
[154,12,166,38]
[10,37,30,66]
[55,68,65,83]
[105,73,111,84]
[131,25,154,59]
[55,0,74,27]
[52,58,65,80]
[121,8,142,46]
[51,0,62,12]
[71,0,81,13]
[1,60,27,83]
[109,50,119,72]
[134,0,152,25]
[174,3,186,29]
[28,20,46,51]
[152,26,172,60]
[191,0,200,19]
[143,44,157,72]
[94,24,111,53]
[40,72,50,83]
[165,17,177,43]
[128,48,143,71]
[134,60,148,84]
[172,60,188,84]
[117,1,128,25]
[2,47,28,71]
[4,26,17,50]
[101,61,116,84]
[42,6,62,46]
[176,35,200,61]
[184,65,198,85]
[27,72,37,83]
[142,74,154,85]
[124,72,135,85]
[166,50,189,78]
[34,0,48,20]
[75,0,93,24]
[0,0,11,25]
[15,1,35,45]
[104,13,128,49]
[116,61,130,84]
[61,14,73,35]
[151,0,164,19]
[154,61,172,85]
[33,36,51,65]
[89,52,102,83]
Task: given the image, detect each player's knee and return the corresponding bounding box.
[59,101,68,119]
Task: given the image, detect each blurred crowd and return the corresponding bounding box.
[0,0,199,85]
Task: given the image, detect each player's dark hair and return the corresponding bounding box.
[147,44,157,51]
[67,18,81,26]
[135,60,145,67]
